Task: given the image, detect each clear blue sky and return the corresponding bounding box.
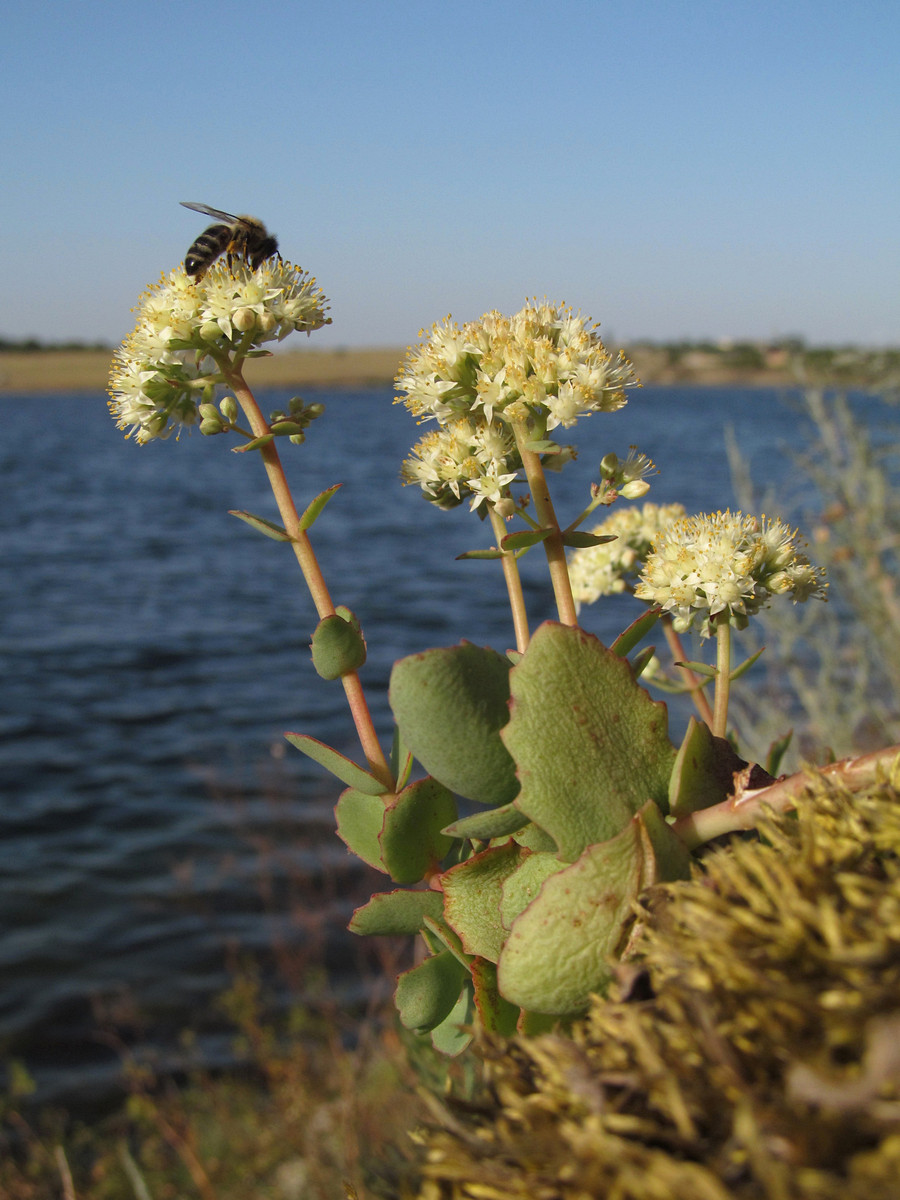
[2,0,898,348]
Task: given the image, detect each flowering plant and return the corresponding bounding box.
[111,255,871,1051]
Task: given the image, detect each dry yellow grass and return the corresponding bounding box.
[0,347,407,394]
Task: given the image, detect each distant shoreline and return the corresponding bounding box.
[0,344,886,394]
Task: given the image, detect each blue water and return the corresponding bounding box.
[0,382,867,1103]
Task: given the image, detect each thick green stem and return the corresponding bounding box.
[225,365,394,791]
[712,617,732,738]
[488,504,529,653]
[512,424,578,626]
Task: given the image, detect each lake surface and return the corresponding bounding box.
[0,382,883,1105]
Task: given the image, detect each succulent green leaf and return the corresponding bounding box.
[284,734,389,794]
[610,606,661,656]
[228,510,290,541]
[497,801,690,1015]
[511,822,558,853]
[389,643,518,806]
[310,613,367,680]
[499,852,563,929]
[630,646,656,677]
[348,888,445,936]
[390,726,414,790]
[561,531,616,548]
[501,529,552,552]
[668,716,748,817]
[237,434,275,452]
[442,841,527,962]
[456,549,504,560]
[380,778,458,884]
[502,623,676,863]
[677,659,718,678]
[429,981,475,1055]
[334,787,388,872]
[270,420,307,436]
[471,958,519,1036]
[299,483,342,531]
[517,1009,559,1036]
[441,801,530,840]
[729,646,765,680]
[395,950,468,1033]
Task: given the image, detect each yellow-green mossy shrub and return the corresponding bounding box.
[416,766,900,1199]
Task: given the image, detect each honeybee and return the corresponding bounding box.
[180,202,280,278]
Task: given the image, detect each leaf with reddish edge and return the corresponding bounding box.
[349,888,444,936]
[471,958,519,1035]
[502,622,676,863]
[497,800,691,1016]
[442,841,528,962]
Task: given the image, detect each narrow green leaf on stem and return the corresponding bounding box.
[233,434,275,452]
[228,510,290,541]
[610,607,661,656]
[677,659,719,678]
[284,733,390,794]
[729,646,765,680]
[501,528,552,551]
[561,531,617,548]
[299,484,343,531]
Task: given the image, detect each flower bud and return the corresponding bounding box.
[620,479,651,500]
[219,396,238,423]
[232,307,257,333]
[199,321,222,342]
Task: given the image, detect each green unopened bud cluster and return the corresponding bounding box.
[268,397,326,445]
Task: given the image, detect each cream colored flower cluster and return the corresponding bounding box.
[108,260,329,443]
[396,301,637,509]
[568,502,688,607]
[634,510,826,635]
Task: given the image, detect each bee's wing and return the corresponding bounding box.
[180,202,239,223]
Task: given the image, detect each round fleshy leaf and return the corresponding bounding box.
[503,622,676,862]
[310,613,367,680]
[430,982,475,1055]
[349,889,444,936]
[497,820,644,1015]
[389,643,517,806]
[379,777,457,884]
[442,841,527,962]
[395,950,467,1033]
[497,801,691,1015]
[499,852,564,930]
[334,787,388,873]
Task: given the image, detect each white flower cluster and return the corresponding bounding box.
[396,301,637,510]
[568,502,687,607]
[401,418,520,510]
[108,260,329,443]
[634,510,826,635]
